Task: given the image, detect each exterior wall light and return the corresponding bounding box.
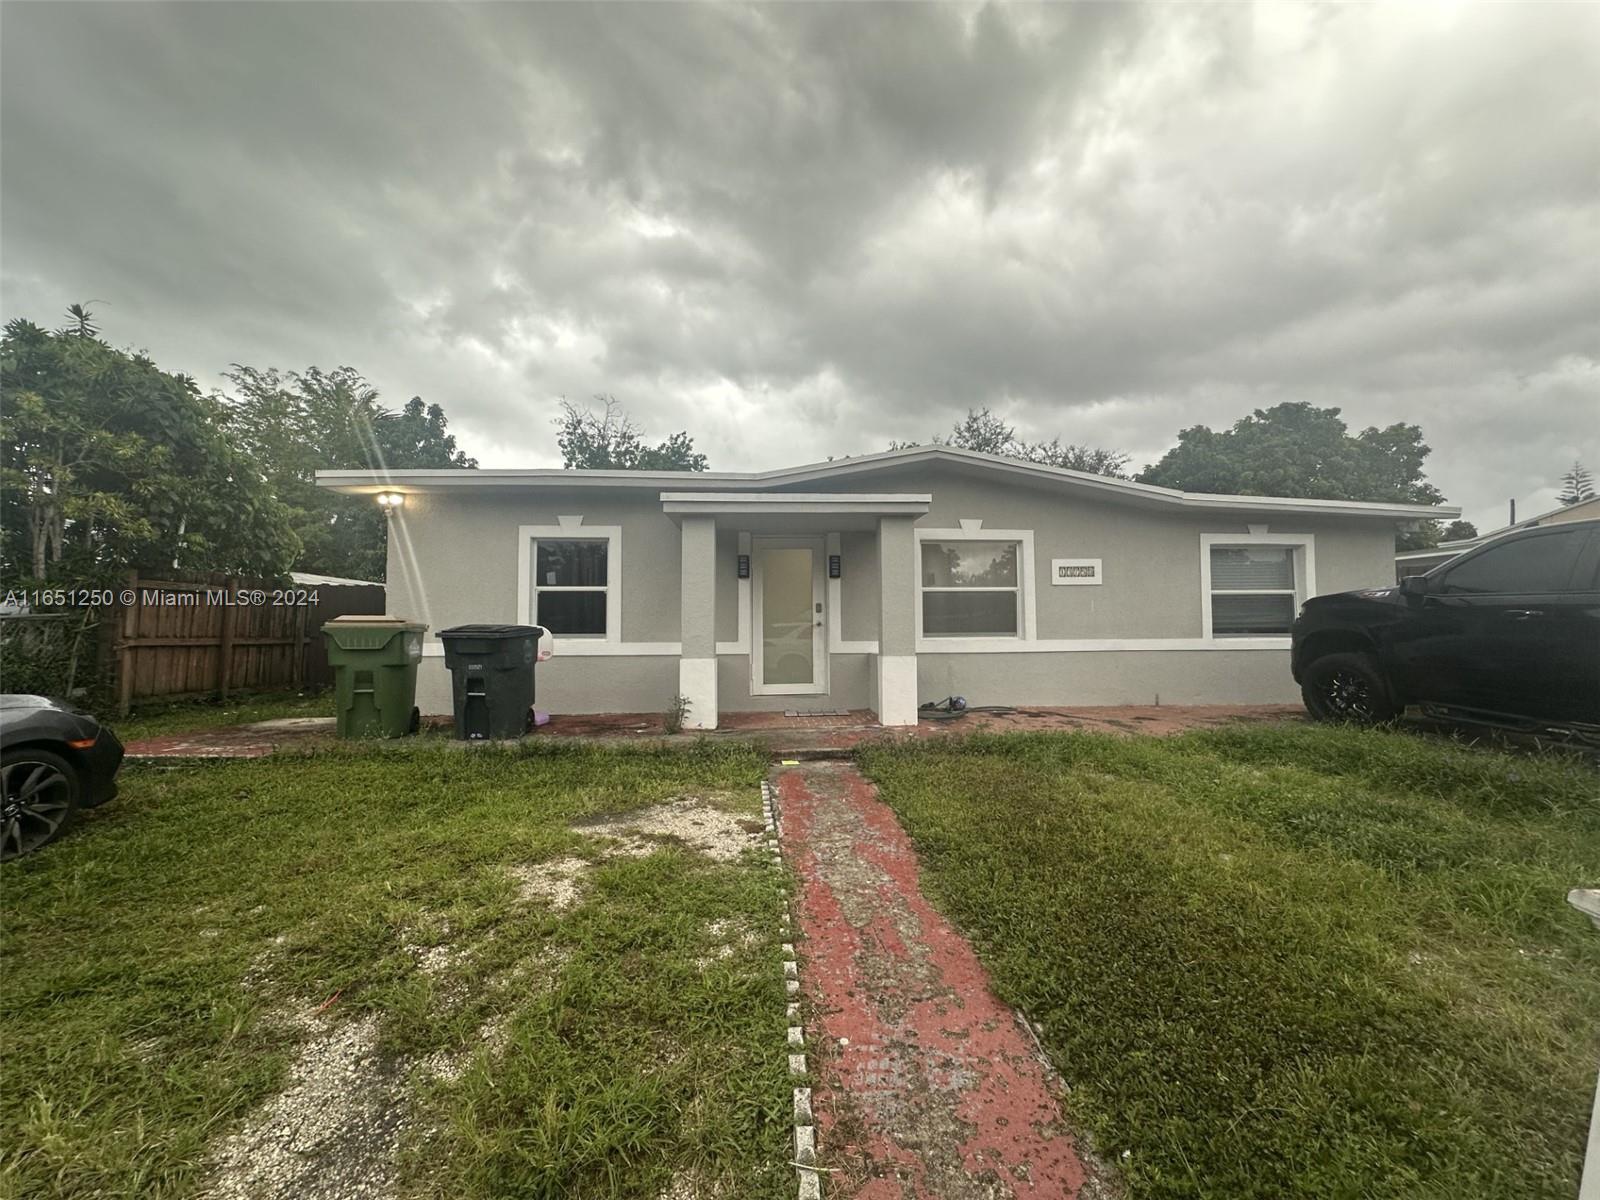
[376,491,406,510]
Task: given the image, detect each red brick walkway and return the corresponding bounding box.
[776,760,1103,1198]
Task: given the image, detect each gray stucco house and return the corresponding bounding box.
[317,447,1456,728]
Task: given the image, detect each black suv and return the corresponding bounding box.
[1291,519,1600,734]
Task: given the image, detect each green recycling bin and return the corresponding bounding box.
[322,616,427,738]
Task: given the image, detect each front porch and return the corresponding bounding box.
[664,491,929,730]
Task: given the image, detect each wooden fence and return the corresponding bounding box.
[106,572,385,713]
[2,571,386,711]
[113,573,310,713]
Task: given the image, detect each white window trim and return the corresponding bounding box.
[517,524,622,646]
[914,527,1037,650]
[1199,532,1315,643]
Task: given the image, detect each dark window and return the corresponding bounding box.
[920,541,1018,588]
[920,540,1022,636]
[535,540,608,587]
[1209,546,1295,590]
[1211,593,1297,635]
[1208,544,1298,636]
[532,539,608,635]
[1437,529,1588,595]
[922,591,1019,637]
[537,591,606,636]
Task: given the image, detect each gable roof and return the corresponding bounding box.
[317,444,1458,521]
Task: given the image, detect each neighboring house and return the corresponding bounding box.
[316,446,1455,728]
[1396,496,1600,580]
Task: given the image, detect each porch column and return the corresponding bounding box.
[876,515,918,726]
[678,514,718,730]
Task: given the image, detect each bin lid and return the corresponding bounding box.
[322,615,427,651]
[438,624,545,639]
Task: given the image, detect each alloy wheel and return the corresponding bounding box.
[1,759,75,861]
[1321,669,1375,721]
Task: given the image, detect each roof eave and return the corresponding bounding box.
[314,447,1460,520]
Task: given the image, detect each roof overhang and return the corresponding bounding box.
[315,445,1459,522]
[659,492,931,517]
[660,491,931,532]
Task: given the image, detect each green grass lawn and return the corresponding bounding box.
[109,690,334,742]
[860,726,1600,1200]
[0,740,791,1199]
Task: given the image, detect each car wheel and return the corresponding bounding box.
[1301,652,1399,726]
[1,748,82,862]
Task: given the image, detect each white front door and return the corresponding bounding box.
[751,536,828,696]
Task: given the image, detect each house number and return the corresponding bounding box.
[1051,558,1102,585]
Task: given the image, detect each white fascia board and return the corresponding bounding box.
[315,468,762,494]
[315,448,1460,520]
[1177,493,1460,519]
[659,492,932,516]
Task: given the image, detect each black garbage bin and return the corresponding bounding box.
[438,625,544,740]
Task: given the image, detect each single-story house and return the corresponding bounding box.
[1396,495,1600,580]
[316,447,1457,728]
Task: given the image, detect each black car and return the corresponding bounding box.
[1,694,124,861]
[1291,519,1600,734]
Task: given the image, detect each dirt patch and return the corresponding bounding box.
[241,934,292,992]
[573,799,761,863]
[657,1170,732,1199]
[401,918,461,975]
[202,1013,406,1200]
[424,945,572,1083]
[419,1011,513,1085]
[505,856,590,910]
[503,798,760,909]
[696,917,761,968]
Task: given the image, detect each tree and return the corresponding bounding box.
[555,397,709,471]
[929,408,1017,455]
[1558,460,1596,506]
[59,302,99,339]
[1396,518,1481,554]
[1137,402,1448,549]
[224,366,477,580]
[1,311,298,584]
[1139,403,1444,505]
[891,407,1131,478]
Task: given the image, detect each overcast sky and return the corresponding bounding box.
[3,2,1596,531]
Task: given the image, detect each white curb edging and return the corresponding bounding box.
[765,778,822,1200]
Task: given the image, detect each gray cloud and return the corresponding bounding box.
[3,1,1596,532]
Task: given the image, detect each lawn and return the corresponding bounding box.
[108,689,334,742]
[0,739,792,1200]
[860,725,1600,1200]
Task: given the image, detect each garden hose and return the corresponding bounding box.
[918,697,1018,721]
